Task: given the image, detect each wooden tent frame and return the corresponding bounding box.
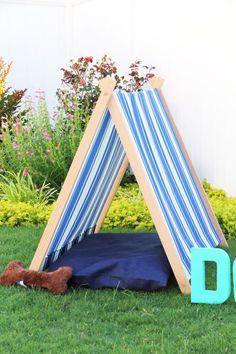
[30,76,228,295]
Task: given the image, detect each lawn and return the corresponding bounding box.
[0,227,236,354]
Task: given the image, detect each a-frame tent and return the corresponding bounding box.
[30,76,228,294]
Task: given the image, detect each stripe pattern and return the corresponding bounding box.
[114,89,221,277]
[42,109,126,270]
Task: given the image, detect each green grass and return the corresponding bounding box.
[0,227,236,353]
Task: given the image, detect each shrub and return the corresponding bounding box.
[210,198,236,239]
[203,179,236,239]
[0,200,54,226]
[0,57,27,140]
[0,181,236,238]
[0,170,57,204]
[103,182,236,238]
[103,184,154,231]
[202,179,227,199]
[57,55,155,125]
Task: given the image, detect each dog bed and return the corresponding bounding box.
[47,233,172,291]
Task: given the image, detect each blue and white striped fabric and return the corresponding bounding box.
[113,89,221,278]
[42,109,125,270]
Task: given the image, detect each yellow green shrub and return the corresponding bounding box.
[211,198,236,239]
[1,181,236,240]
[0,200,54,226]
[103,184,154,231]
[203,180,236,239]
[103,182,236,239]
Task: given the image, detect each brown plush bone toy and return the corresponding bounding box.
[0,261,73,295]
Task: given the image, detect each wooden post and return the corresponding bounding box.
[30,78,116,271]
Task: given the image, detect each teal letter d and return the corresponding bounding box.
[191,248,230,304]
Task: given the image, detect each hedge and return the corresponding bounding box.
[0,181,236,239]
[0,200,54,227]
[102,184,154,231]
[202,180,236,239]
[104,181,236,239]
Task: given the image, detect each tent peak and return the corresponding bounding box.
[99,77,116,95]
[149,76,165,90]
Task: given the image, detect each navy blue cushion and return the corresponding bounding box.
[47,233,172,291]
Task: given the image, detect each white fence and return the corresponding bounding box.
[1,0,236,195]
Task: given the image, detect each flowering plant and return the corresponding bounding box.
[0,55,156,191]
[57,55,155,125]
[0,93,85,190]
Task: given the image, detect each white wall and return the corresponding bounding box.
[0,0,70,110]
[72,0,236,196]
[0,0,236,195]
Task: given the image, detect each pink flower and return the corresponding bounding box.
[14,122,21,134]
[84,56,93,63]
[23,126,31,132]
[12,140,20,149]
[42,130,51,141]
[23,167,29,177]
[68,113,74,120]
[35,89,45,101]
[79,79,86,86]
[25,150,31,156]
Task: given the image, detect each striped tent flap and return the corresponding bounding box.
[113,88,221,277]
[42,109,126,270]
